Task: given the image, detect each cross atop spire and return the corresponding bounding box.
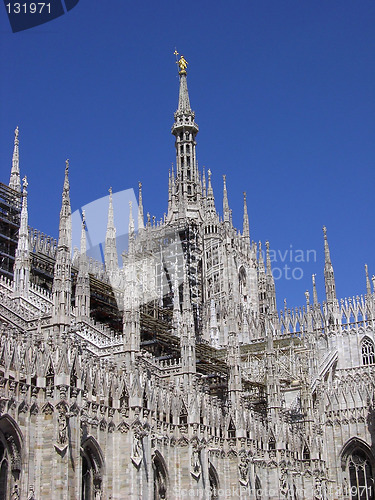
[9,126,21,192]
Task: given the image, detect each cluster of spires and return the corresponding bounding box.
[7,62,375,340]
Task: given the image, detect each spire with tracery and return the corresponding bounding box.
[75,211,90,321]
[323,226,337,305]
[52,160,72,328]
[13,176,30,297]
[242,192,250,242]
[9,126,21,192]
[223,175,230,223]
[104,187,118,273]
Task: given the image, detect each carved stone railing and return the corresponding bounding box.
[29,227,57,258]
[0,290,30,329]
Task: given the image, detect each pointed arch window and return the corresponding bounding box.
[0,416,22,500]
[362,337,375,365]
[303,444,311,461]
[268,437,276,451]
[81,437,104,500]
[179,402,188,425]
[342,440,375,500]
[228,418,236,439]
[153,451,168,500]
[209,463,219,500]
[46,362,55,397]
[255,476,262,500]
[347,450,373,499]
[0,439,9,500]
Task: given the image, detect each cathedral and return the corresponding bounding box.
[0,55,374,499]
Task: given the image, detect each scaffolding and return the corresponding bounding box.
[0,182,21,279]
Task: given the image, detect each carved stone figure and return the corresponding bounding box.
[58,410,68,445]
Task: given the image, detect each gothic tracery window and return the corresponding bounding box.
[362,338,375,366]
[346,449,374,500]
[342,441,375,500]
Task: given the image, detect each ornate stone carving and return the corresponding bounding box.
[238,450,249,486]
[131,431,143,468]
[190,446,201,480]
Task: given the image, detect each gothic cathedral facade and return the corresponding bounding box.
[0,59,374,499]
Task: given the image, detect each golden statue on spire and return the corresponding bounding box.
[174,50,188,75]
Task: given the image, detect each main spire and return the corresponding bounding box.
[169,52,201,221]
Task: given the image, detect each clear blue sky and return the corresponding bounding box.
[0,1,374,309]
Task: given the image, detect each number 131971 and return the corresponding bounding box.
[6,3,51,14]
